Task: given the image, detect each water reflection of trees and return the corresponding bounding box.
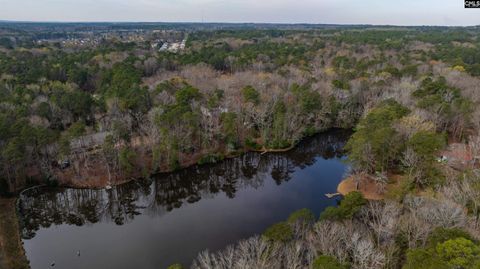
[19,130,349,239]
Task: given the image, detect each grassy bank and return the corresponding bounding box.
[0,198,29,269]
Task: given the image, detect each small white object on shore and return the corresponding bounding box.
[325,193,341,198]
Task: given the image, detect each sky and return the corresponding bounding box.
[0,0,479,26]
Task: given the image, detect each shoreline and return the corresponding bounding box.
[14,129,349,195]
[337,175,385,200]
[336,140,475,201]
[0,198,29,269]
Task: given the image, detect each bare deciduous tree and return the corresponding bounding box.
[192,236,282,269]
[398,212,431,248]
[359,201,401,245]
[402,147,423,184]
[441,174,480,229]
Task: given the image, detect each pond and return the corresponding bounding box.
[18,130,350,269]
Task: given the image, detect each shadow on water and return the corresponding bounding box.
[18,130,350,269]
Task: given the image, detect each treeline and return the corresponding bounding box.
[1,26,480,195]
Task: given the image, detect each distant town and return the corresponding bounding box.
[32,29,188,52]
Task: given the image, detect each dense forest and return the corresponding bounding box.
[2,24,480,269]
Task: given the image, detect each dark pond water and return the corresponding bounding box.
[18,130,350,269]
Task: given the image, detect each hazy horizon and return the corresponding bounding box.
[1,20,480,27]
[0,0,479,26]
